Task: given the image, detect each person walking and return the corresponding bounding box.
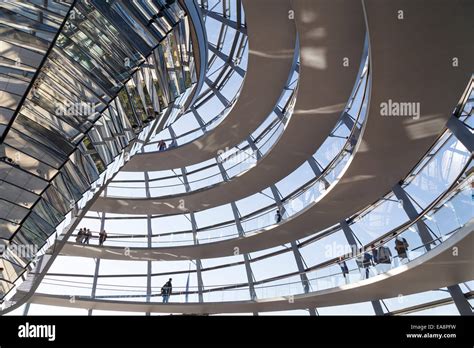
[361,250,373,279]
[99,230,107,246]
[84,229,92,245]
[338,256,349,284]
[161,278,173,303]
[275,209,282,224]
[371,244,378,264]
[370,244,379,276]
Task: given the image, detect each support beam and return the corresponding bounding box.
[341,111,355,131]
[144,172,151,198]
[216,160,230,182]
[307,157,330,188]
[201,9,247,34]
[208,44,245,77]
[146,216,153,315]
[88,211,105,315]
[230,202,257,304]
[23,255,45,315]
[195,259,204,303]
[340,219,359,252]
[290,241,317,316]
[190,107,207,132]
[181,167,191,193]
[372,300,385,316]
[341,111,360,148]
[246,136,262,160]
[168,125,177,143]
[190,212,199,246]
[205,78,229,106]
[22,302,31,316]
[88,259,101,316]
[274,107,287,122]
[446,116,474,153]
[190,212,204,303]
[270,185,318,316]
[448,285,473,316]
[392,184,434,251]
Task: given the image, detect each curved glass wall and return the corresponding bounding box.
[70,108,472,250]
[7,80,471,316]
[1,2,472,318]
[6,79,467,311]
[12,168,473,305]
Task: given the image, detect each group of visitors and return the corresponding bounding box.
[157,139,178,152]
[338,235,410,283]
[75,228,93,244]
[158,140,167,151]
[75,228,108,246]
[75,228,173,302]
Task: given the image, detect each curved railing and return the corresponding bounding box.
[72,56,370,245]
[37,174,473,303]
[10,89,471,309]
[69,107,472,251]
[105,62,299,197]
[101,48,367,200]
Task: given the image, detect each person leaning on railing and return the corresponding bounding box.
[75,228,85,243]
[158,139,167,151]
[394,236,410,265]
[356,248,374,279]
[375,241,392,273]
[99,230,108,246]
